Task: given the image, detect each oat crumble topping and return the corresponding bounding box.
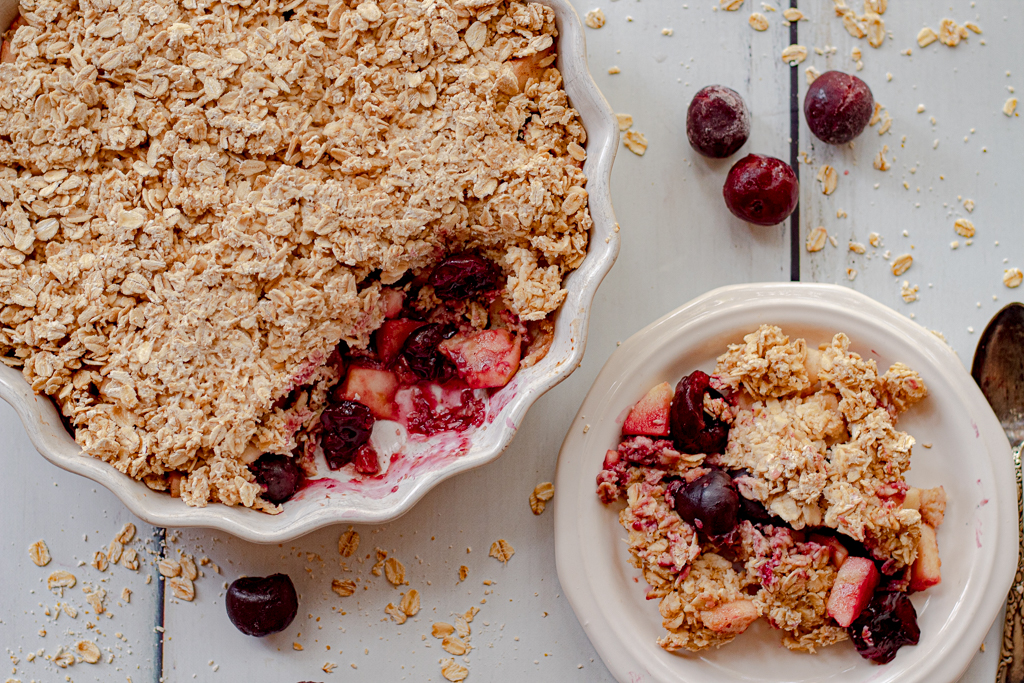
[0,0,592,508]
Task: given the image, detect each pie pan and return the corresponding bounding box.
[0,0,620,542]
[554,282,1016,683]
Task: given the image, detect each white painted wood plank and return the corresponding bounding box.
[0,401,161,683]
[162,2,797,680]
[796,2,1023,680]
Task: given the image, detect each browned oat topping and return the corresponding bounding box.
[0,0,591,509]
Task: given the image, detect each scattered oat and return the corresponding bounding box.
[869,232,882,247]
[608,66,621,74]
[623,131,648,156]
[62,602,77,618]
[459,565,469,582]
[122,587,132,603]
[951,241,960,250]
[384,557,408,586]
[441,658,469,682]
[75,640,102,664]
[616,113,634,131]
[53,646,76,668]
[489,539,515,563]
[48,570,77,590]
[584,8,605,29]
[1004,269,1023,288]
[720,0,744,10]
[900,281,919,303]
[114,523,136,544]
[865,13,885,48]
[781,44,807,65]
[180,554,198,581]
[385,602,407,624]
[332,579,357,598]
[869,103,884,126]
[938,19,965,47]
[530,482,555,515]
[432,622,456,638]
[107,541,123,565]
[805,66,820,84]
[873,145,891,171]
[864,0,886,13]
[29,540,51,567]
[783,7,804,21]
[817,165,838,195]
[155,557,180,581]
[169,577,195,601]
[121,547,139,571]
[662,27,674,36]
[338,528,361,558]
[852,46,862,61]
[806,227,828,253]
[749,13,768,30]
[323,662,337,674]
[847,268,858,281]
[442,635,470,656]
[371,548,388,576]
[293,642,304,651]
[954,218,976,238]
[91,551,108,572]
[878,112,893,135]
[849,242,867,254]
[891,254,913,276]
[965,21,982,34]
[401,589,421,617]
[964,198,975,212]
[1004,98,1018,117]
[83,586,106,614]
[917,26,937,46]
[455,615,471,639]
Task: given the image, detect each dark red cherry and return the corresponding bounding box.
[319,400,374,470]
[666,469,739,537]
[427,253,502,301]
[686,85,750,158]
[723,154,799,226]
[804,71,874,145]
[401,323,456,381]
[225,574,298,637]
[849,590,921,664]
[669,370,729,454]
[249,453,303,504]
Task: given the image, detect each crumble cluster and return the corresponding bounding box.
[598,325,944,653]
[0,0,591,507]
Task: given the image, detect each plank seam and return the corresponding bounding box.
[789,0,800,282]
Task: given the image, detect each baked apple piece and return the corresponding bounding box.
[439,329,521,389]
[338,367,399,420]
[827,556,879,627]
[909,523,941,592]
[622,382,673,436]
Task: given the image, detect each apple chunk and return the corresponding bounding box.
[826,557,879,627]
[339,367,399,420]
[374,319,426,366]
[381,288,405,318]
[439,329,521,389]
[909,523,941,592]
[622,382,673,437]
[809,533,849,569]
[699,600,759,634]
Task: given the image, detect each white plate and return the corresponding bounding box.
[554,282,1016,683]
[0,0,620,542]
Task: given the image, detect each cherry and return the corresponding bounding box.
[848,590,921,664]
[249,453,303,504]
[804,71,874,145]
[319,400,374,470]
[666,469,739,537]
[427,253,502,301]
[722,154,799,226]
[686,85,750,158]
[225,574,298,637]
[401,323,456,381]
[669,370,730,454]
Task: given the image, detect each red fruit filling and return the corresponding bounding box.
[319,400,374,470]
[849,591,921,664]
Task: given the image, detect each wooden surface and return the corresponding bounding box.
[2,1,1020,681]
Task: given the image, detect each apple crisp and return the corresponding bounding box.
[0,0,592,508]
[597,325,945,659]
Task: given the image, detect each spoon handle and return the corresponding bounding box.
[997,443,1024,683]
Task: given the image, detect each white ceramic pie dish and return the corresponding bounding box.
[554,282,1016,683]
[0,0,620,542]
